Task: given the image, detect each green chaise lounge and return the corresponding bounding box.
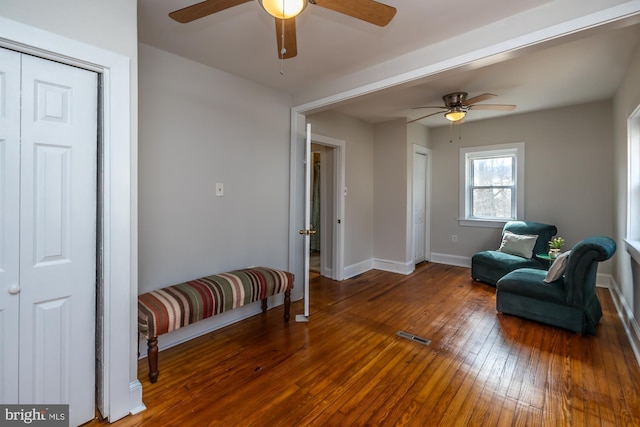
[471,220,558,286]
[496,236,616,334]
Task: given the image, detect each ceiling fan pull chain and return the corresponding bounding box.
[279,0,286,74]
[279,19,285,74]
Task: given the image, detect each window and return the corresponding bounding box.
[628,105,640,241]
[459,142,524,227]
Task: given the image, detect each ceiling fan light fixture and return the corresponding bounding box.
[260,0,307,19]
[445,110,466,122]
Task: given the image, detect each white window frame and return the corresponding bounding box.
[459,142,525,228]
[627,105,640,241]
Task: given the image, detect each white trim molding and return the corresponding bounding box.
[0,16,140,421]
[607,274,640,369]
[430,253,472,268]
[373,258,415,275]
[458,142,525,227]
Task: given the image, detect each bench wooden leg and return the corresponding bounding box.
[147,336,159,384]
[284,290,291,322]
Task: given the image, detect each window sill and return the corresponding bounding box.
[624,239,640,265]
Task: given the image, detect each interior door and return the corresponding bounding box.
[296,123,312,322]
[0,45,21,405]
[413,151,427,263]
[0,49,98,426]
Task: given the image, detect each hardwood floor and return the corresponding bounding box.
[87,263,640,426]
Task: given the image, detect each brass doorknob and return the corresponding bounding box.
[298,229,317,235]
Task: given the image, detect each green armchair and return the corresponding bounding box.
[496,236,616,334]
[471,221,558,286]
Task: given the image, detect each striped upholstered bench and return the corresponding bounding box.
[138,266,294,383]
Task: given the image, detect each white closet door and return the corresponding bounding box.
[0,47,21,405]
[413,151,427,263]
[19,54,97,426]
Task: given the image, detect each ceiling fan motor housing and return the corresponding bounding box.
[443,92,468,108]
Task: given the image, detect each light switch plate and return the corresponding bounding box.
[216,183,224,197]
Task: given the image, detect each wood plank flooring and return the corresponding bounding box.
[86,262,640,426]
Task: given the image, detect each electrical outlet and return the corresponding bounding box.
[452,235,458,243]
[215,183,224,197]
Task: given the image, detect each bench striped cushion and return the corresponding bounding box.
[138,267,294,339]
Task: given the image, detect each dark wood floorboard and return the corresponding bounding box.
[85,263,640,426]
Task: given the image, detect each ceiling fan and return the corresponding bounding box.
[407,92,517,124]
[168,0,397,59]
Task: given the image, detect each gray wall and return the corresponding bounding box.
[306,115,432,274]
[138,44,292,349]
[613,40,640,333]
[306,110,375,270]
[373,119,409,265]
[429,101,614,273]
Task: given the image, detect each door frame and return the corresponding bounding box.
[0,16,141,421]
[412,145,432,263]
[288,114,346,303]
[311,133,345,281]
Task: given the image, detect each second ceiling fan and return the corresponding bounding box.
[408,92,517,124]
[169,0,397,59]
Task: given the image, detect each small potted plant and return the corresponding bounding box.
[548,237,565,259]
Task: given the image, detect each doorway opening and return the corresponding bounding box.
[309,144,336,279]
[308,133,345,281]
[310,149,322,280]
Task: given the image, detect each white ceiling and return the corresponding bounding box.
[138,0,640,127]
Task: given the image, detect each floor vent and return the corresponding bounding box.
[396,331,431,345]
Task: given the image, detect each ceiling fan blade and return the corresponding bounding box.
[312,0,397,27]
[463,93,496,106]
[469,104,517,111]
[407,110,447,124]
[169,0,251,23]
[275,17,297,59]
[412,105,447,110]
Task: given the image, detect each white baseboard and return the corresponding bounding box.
[596,273,614,288]
[430,253,471,268]
[343,259,373,280]
[373,258,414,275]
[607,276,640,368]
[128,380,146,415]
[342,258,414,279]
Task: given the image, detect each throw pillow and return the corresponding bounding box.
[497,230,538,258]
[544,251,571,283]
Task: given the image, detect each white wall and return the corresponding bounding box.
[429,101,615,272]
[306,110,375,274]
[613,40,640,344]
[138,44,293,350]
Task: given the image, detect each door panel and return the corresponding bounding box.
[297,123,311,321]
[413,152,426,263]
[0,47,21,405]
[19,54,97,425]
